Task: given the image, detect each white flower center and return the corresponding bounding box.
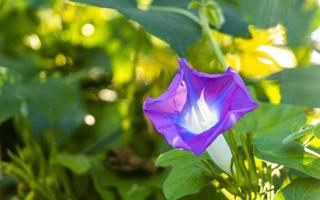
[181,90,219,134]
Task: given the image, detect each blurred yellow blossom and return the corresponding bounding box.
[216,25,297,78]
[136,48,177,83]
[260,80,281,104]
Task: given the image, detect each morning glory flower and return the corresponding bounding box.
[143,58,257,157]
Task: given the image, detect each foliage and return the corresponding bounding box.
[274,178,320,200]
[270,66,320,108]
[155,150,211,200]
[0,0,320,199]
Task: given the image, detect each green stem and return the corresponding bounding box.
[199,3,228,70]
[149,4,227,70]
[148,6,202,26]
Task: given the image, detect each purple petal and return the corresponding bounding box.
[143,58,258,155]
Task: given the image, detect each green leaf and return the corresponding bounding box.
[254,138,320,179]
[71,0,250,56]
[282,125,314,144]
[71,0,201,56]
[270,66,320,108]
[0,57,38,78]
[23,77,86,136]
[156,149,211,200]
[235,103,320,179]
[153,0,250,37]
[182,185,227,200]
[25,78,85,136]
[313,125,320,139]
[90,160,163,200]
[235,103,306,139]
[218,3,250,38]
[50,153,91,174]
[0,83,22,123]
[26,78,81,121]
[235,0,317,46]
[274,178,320,200]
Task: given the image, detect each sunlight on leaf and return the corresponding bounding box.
[274,178,320,200]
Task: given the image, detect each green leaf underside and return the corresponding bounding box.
[71,0,250,56]
[152,0,250,37]
[271,66,320,108]
[71,0,201,56]
[235,0,317,46]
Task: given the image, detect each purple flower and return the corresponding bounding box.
[143,58,258,155]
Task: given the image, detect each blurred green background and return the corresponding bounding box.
[0,0,320,199]
[0,0,178,199]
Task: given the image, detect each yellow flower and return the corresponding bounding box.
[217,25,297,79]
[136,48,177,83]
